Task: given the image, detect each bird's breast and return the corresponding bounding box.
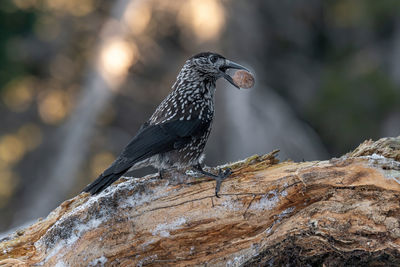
[155,123,212,169]
[149,91,214,125]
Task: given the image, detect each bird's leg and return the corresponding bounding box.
[192,164,232,198]
[159,169,165,179]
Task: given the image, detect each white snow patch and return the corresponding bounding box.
[277,207,295,219]
[233,255,245,265]
[89,255,107,266]
[251,189,287,210]
[119,180,171,209]
[81,175,162,212]
[251,193,278,210]
[220,197,244,211]
[369,153,386,160]
[34,174,171,265]
[38,216,104,263]
[54,260,68,267]
[119,190,155,209]
[152,217,186,237]
[362,154,389,164]
[363,154,400,184]
[226,254,246,267]
[251,243,260,256]
[43,242,64,263]
[261,205,295,237]
[52,179,134,223]
[69,217,103,244]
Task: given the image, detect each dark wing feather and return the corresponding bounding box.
[104,119,209,175]
[83,119,209,194]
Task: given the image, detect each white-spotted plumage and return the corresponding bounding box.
[83,52,249,196]
[146,56,218,169]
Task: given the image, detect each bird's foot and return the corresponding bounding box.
[158,169,164,179]
[214,168,232,198]
[192,165,232,198]
[218,168,232,178]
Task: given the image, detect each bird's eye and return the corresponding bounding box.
[209,55,218,63]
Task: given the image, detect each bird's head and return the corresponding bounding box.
[184,52,250,89]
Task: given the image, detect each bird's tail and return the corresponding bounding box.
[82,172,123,195]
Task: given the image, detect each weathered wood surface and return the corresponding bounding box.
[1,137,400,266]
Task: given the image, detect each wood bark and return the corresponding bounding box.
[1,137,400,266]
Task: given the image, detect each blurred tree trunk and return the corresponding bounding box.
[1,137,400,266]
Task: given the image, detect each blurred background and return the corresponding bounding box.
[0,0,400,233]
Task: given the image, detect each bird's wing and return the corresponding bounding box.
[103,119,209,175]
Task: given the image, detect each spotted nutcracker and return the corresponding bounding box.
[83,52,250,197]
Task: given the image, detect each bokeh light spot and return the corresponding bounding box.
[12,0,38,10]
[2,77,35,112]
[99,37,138,87]
[17,124,43,151]
[0,169,18,208]
[70,0,95,17]
[0,135,26,165]
[123,2,152,35]
[43,0,95,16]
[38,89,70,124]
[178,0,225,41]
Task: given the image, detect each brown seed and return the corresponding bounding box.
[232,70,255,89]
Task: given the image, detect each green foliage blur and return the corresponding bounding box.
[0,1,37,90]
[309,0,400,154]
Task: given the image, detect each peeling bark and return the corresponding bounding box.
[1,137,400,266]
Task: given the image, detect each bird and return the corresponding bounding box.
[83,52,250,197]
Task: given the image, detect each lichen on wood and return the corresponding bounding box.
[1,137,400,266]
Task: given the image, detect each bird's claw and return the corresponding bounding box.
[158,169,166,179]
[215,168,232,198]
[218,167,232,178]
[192,165,232,198]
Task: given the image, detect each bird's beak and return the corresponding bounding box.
[220,60,250,89]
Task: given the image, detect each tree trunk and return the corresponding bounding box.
[1,137,400,266]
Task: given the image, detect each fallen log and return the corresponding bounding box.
[1,137,400,266]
